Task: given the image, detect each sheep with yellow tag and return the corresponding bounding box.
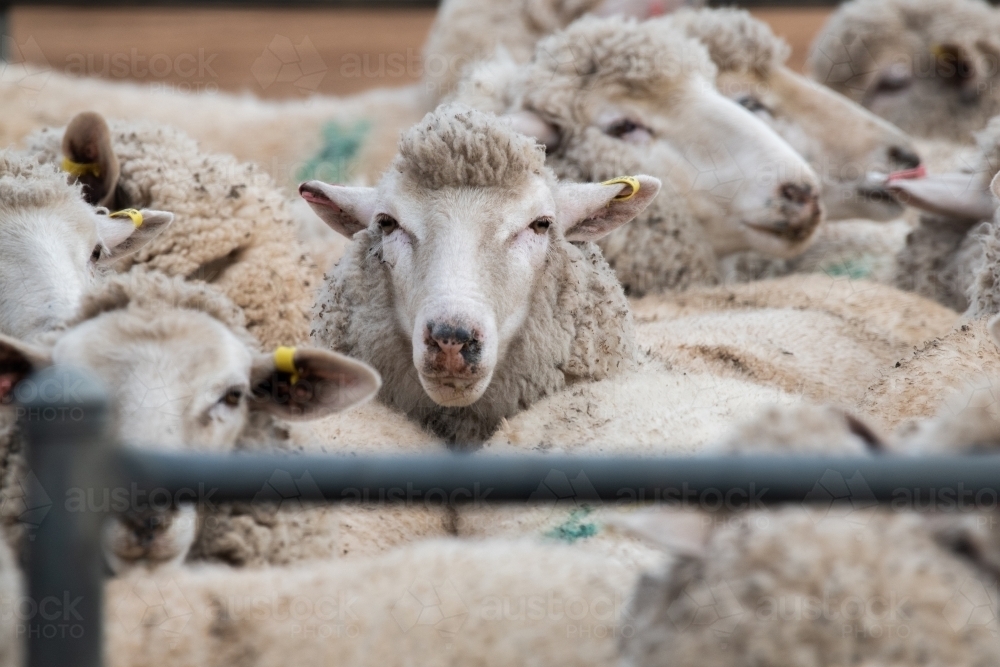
[26,111,317,348]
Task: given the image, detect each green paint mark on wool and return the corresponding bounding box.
[823,256,873,281]
[546,507,598,543]
[298,120,371,184]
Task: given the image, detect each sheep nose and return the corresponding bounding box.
[779,182,814,206]
[888,145,921,170]
[430,322,473,350]
[425,321,482,373]
[772,181,822,243]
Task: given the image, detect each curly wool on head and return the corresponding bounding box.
[809,0,1000,96]
[62,269,256,350]
[26,118,316,349]
[527,16,715,101]
[666,7,789,76]
[0,150,82,211]
[394,104,548,190]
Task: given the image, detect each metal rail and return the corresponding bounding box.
[16,368,1000,667]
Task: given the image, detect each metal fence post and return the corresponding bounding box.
[21,366,111,667]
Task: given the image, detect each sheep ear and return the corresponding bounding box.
[95,209,174,263]
[557,175,661,242]
[250,347,381,420]
[886,172,997,221]
[606,509,711,557]
[502,111,560,149]
[62,111,121,208]
[0,334,53,404]
[933,43,978,95]
[298,181,376,238]
[841,411,888,452]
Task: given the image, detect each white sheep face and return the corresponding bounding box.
[379,174,556,406]
[0,203,96,339]
[0,199,172,340]
[51,310,255,573]
[0,300,381,573]
[715,67,920,222]
[582,77,823,259]
[301,172,660,408]
[51,310,256,450]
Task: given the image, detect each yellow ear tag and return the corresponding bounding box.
[109,209,143,228]
[601,176,641,205]
[274,346,300,385]
[61,156,101,179]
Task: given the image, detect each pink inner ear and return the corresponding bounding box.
[299,183,341,210]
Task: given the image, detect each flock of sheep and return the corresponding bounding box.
[4,0,1000,663]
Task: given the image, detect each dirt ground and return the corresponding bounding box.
[9,6,832,99]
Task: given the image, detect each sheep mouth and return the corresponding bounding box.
[418,373,492,407]
[856,185,902,205]
[742,217,818,244]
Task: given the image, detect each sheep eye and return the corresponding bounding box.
[221,388,243,407]
[90,245,103,262]
[377,215,399,235]
[605,119,645,138]
[737,95,769,114]
[873,64,912,94]
[529,218,552,235]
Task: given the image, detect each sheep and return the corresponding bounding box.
[668,7,921,223]
[453,16,824,295]
[0,66,429,188]
[306,104,662,443]
[25,112,318,348]
[889,372,1000,578]
[0,270,404,573]
[613,402,1000,667]
[619,508,1000,667]
[468,272,957,449]
[105,538,639,667]
[188,402,448,567]
[886,116,1000,312]
[809,0,1000,142]
[422,0,699,101]
[456,276,954,559]
[0,148,173,340]
[631,274,960,409]
[859,316,1000,432]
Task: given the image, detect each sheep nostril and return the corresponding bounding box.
[779,182,814,206]
[888,146,921,170]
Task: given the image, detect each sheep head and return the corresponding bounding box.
[0,150,172,340]
[0,273,380,573]
[301,105,659,408]
[516,17,823,260]
[808,0,1000,142]
[669,7,920,222]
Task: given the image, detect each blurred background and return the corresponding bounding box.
[3,3,833,98]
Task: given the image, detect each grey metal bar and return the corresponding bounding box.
[0,3,9,62]
[118,449,1000,506]
[21,366,110,667]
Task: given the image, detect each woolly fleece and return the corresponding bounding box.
[27,120,316,348]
